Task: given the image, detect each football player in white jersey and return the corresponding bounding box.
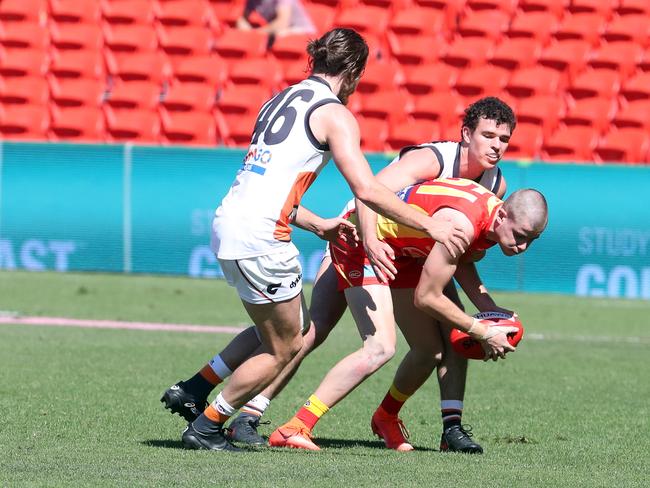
[162,28,469,451]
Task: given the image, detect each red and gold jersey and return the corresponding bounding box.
[373,178,502,258]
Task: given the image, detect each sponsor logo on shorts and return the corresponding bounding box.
[349,270,361,279]
[289,273,302,289]
[266,282,281,295]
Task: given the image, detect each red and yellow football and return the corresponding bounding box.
[450,312,524,360]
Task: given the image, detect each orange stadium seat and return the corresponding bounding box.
[49,49,105,79]
[101,0,155,25]
[358,90,413,124]
[568,70,621,101]
[388,8,447,37]
[587,42,644,79]
[519,0,568,17]
[357,60,404,94]
[620,72,650,101]
[467,0,518,13]
[0,76,49,106]
[0,22,48,50]
[357,116,388,152]
[505,65,564,98]
[0,48,48,77]
[49,22,103,51]
[227,58,283,91]
[569,0,615,17]
[106,81,161,111]
[160,111,216,145]
[540,126,598,162]
[161,83,216,112]
[213,29,268,61]
[490,38,542,70]
[335,5,390,37]
[505,122,544,159]
[270,34,311,62]
[215,112,257,147]
[593,128,650,163]
[553,12,607,45]
[104,106,160,143]
[457,10,510,41]
[154,0,215,27]
[411,91,464,128]
[49,0,101,24]
[385,119,439,151]
[453,64,510,98]
[403,63,459,96]
[157,26,213,57]
[439,122,462,142]
[387,35,443,71]
[49,77,106,107]
[103,24,159,53]
[603,15,650,45]
[217,85,270,115]
[172,54,228,88]
[361,0,411,8]
[209,0,243,29]
[105,51,172,84]
[0,104,49,140]
[49,105,104,141]
[0,0,47,23]
[507,11,559,44]
[539,40,591,78]
[562,98,616,133]
[281,61,310,87]
[612,99,650,130]
[515,95,566,139]
[617,0,650,16]
[441,37,496,69]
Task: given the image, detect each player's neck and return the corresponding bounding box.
[458,145,483,180]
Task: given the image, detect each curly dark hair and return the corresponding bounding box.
[462,97,517,133]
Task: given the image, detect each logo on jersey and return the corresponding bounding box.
[240,146,273,175]
[266,282,281,295]
[349,270,361,279]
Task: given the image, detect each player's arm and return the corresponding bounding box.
[310,103,469,257]
[293,205,358,244]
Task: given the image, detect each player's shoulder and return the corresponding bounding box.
[434,206,476,241]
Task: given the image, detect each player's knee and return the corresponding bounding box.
[364,341,396,370]
[410,348,441,371]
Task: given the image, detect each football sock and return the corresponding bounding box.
[193,392,236,434]
[183,355,232,399]
[241,394,270,418]
[379,383,411,416]
[295,394,329,431]
[441,400,464,431]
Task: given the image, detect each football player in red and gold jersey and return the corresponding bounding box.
[268,178,548,451]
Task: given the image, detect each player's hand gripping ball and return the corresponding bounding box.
[450,311,524,360]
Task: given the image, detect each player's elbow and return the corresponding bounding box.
[350,180,377,206]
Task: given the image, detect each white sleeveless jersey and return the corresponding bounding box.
[212,77,341,259]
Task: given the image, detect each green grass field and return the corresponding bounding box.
[0,270,648,487]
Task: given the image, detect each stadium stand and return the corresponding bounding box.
[0,0,647,162]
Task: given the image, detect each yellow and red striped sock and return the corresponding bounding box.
[379,383,411,416]
[295,394,329,430]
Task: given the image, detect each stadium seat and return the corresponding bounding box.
[507,11,559,44]
[106,81,161,111]
[403,63,459,96]
[49,0,101,24]
[518,0,568,17]
[387,35,443,70]
[0,22,48,50]
[103,24,159,53]
[217,85,270,115]
[562,98,616,133]
[553,12,607,44]
[227,58,283,91]
[569,0,615,17]
[489,38,542,70]
[161,83,216,112]
[270,34,311,62]
[104,106,160,143]
[49,77,106,107]
[213,29,268,61]
[439,122,462,142]
[358,90,413,124]
[215,111,257,147]
[568,70,621,101]
[101,0,155,25]
[357,116,388,152]
[49,22,103,51]
[457,10,510,41]
[465,0,518,14]
[335,5,390,37]
[637,47,650,72]
[453,65,510,98]
[539,40,591,78]
[0,0,47,24]
[388,8,447,37]
[587,42,644,79]
[361,0,411,8]
[0,104,49,140]
[593,128,650,163]
[172,54,228,88]
[603,15,650,45]
[281,61,310,87]
[303,4,335,34]
[105,51,172,84]
[154,0,215,27]
[208,0,243,29]
[160,110,216,145]
[612,99,650,130]
[0,48,48,77]
[540,126,598,162]
[385,119,439,151]
[505,122,544,159]
[410,91,464,127]
[505,65,564,98]
[49,49,105,79]
[157,26,213,57]
[49,105,104,141]
[441,37,496,68]
[0,76,49,106]
[616,0,650,16]
[357,60,404,94]
[620,72,650,101]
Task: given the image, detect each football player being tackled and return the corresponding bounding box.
[268,178,548,451]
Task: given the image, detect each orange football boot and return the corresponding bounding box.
[268,419,320,451]
[371,407,414,451]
